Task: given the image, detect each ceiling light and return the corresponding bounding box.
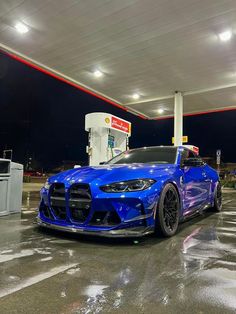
[157,108,164,114]
[15,22,29,34]
[132,93,140,100]
[218,30,232,42]
[93,70,103,78]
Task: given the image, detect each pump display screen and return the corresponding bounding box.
[108,147,177,164]
[108,135,115,148]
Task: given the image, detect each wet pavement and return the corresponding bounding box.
[0,188,235,314]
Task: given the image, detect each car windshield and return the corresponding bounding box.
[107,147,177,165]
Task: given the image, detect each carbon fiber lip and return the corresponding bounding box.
[37,217,154,238]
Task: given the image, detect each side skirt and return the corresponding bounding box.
[180,202,212,223]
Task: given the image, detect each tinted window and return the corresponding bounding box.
[181,149,195,164]
[108,147,177,165]
[188,151,196,159]
[181,149,204,166]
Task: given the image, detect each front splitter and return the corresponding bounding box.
[37,217,154,238]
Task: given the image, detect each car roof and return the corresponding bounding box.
[130,146,178,151]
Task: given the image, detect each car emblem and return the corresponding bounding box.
[70,180,75,184]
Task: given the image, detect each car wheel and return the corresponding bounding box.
[155,183,180,237]
[212,182,222,212]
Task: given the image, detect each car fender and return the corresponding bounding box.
[154,176,184,218]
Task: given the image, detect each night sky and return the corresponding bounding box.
[0,51,236,170]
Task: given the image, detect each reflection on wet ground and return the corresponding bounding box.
[0,189,235,313]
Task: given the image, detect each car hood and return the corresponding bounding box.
[48,164,177,185]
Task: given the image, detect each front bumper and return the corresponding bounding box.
[39,181,159,237]
[37,217,154,238]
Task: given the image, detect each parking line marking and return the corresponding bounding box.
[0,263,78,298]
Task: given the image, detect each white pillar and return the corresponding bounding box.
[174,91,183,146]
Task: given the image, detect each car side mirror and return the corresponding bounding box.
[183,158,203,167]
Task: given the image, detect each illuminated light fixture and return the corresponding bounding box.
[15,22,29,34]
[132,93,140,100]
[93,70,103,78]
[218,30,232,42]
[157,108,164,114]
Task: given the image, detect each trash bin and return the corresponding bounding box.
[0,159,23,216]
[9,162,23,213]
[0,159,10,216]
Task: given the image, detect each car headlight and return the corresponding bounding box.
[100,179,156,193]
[44,180,51,190]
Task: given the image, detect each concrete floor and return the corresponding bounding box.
[0,187,236,314]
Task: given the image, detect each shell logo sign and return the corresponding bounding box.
[105,117,110,124]
[85,112,131,136]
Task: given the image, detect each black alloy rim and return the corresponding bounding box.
[163,189,178,231]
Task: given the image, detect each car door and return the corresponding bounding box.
[181,150,210,214]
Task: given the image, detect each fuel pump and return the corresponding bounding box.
[85,112,131,166]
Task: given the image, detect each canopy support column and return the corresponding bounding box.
[174,91,183,146]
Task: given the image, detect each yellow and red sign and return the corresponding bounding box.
[111,116,131,134]
[172,136,188,144]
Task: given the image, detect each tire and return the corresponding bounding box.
[212,182,222,212]
[155,183,180,237]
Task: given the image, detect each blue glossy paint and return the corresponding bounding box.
[38,146,219,236]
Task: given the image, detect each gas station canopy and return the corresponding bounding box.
[1,0,236,119]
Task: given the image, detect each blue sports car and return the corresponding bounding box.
[37,146,222,237]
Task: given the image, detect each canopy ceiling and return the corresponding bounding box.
[1,0,236,119]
